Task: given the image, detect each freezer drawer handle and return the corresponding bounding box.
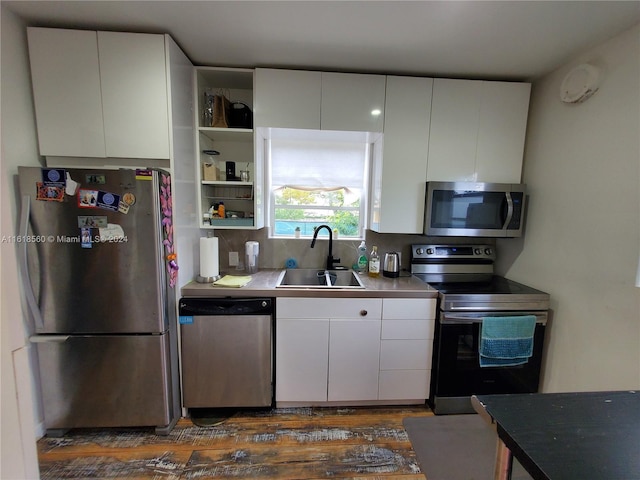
[18,195,45,330]
[30,335,70,343]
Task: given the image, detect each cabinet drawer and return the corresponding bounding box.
[381,319,434,340]
[378,370,429,400]
[277,298,382,319]
[382,298,436,319]
[380,340,432,370]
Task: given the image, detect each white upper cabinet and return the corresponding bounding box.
[320,72,386,132]
[27,28,106,157]
[98,32,170,159]
[255,68,321,129]
[427,78,531,183]
[254,68,386,132]
[27,27,170,159]
[371,76,433,234]
[475,81,531,182]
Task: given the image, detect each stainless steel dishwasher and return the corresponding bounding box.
[179,297,273,408]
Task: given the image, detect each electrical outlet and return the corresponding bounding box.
[229,251,239,266]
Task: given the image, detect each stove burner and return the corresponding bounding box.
[427,276,546,296]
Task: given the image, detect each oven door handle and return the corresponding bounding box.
[441,313,548,325]
[441,314,482,324]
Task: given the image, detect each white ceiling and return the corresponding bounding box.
[5,1,640,81]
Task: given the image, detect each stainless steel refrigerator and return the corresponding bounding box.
[17,166,181,436]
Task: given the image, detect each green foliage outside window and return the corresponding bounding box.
[274,187,361,237]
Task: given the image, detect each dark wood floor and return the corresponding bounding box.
[37,405,432,479]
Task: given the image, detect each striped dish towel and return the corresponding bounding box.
[479,315,536,367]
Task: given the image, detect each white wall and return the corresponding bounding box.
[1,4,43,477]
[497,24,640,392]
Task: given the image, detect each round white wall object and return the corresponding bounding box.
[560,64,602,103]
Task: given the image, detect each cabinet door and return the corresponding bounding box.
[276,318,329,402]
[98,32,170,159]
[27,28,106,157]
[371,76,432,233]
[328,318,381,401]
[321,72,386,132]
[254,68,321,129]
[427,78,482,181]
[475,81,530,183]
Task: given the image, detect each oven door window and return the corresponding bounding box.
[435,322,545,397]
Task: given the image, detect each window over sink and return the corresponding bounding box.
[266,128,375,239]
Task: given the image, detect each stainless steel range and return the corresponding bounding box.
[411,244,551,415]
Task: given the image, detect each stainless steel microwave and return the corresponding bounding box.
[424,181,526,237]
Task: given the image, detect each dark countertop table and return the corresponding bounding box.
[472,391,640,480]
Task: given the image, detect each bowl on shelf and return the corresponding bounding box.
[225,211,244,218]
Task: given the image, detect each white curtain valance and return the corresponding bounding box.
[270,138,368,189]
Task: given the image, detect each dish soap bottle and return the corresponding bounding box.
[368,246,380,277]
[356,241,368,273]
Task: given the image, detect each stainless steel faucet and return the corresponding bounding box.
[310,224,340,270]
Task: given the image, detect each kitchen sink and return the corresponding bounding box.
[276,269,365,289]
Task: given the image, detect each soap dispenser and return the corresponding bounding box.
[356,241,368,273]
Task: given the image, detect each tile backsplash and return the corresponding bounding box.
[208,229,493,275]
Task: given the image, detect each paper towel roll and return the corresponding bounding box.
[200,237,219,278]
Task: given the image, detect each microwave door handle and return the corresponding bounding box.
[502,192,514,230]
[18,194,45,331]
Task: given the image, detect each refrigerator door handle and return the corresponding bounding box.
[30,335,70,343]
[18,194,45,330]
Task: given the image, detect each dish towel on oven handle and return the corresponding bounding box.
[479,315,537,367]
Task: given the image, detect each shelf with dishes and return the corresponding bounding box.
[201,182,255,228]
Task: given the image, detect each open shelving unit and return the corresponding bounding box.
[194,67,263,229]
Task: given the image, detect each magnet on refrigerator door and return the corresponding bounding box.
[41,168,66,187]
[81,227,92,249]
[36,183,64,202]
[78,189,98,208]
[65,172,79,196]
[96,191,120,212]
[77,216,108,228]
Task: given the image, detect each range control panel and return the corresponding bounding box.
[411,244,496,262]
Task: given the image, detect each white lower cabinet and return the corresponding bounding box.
[378,298,436,401]
[276,298,382,403]
[276,296,436,405]
[276,318,329,402]
[328,318,381,401]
